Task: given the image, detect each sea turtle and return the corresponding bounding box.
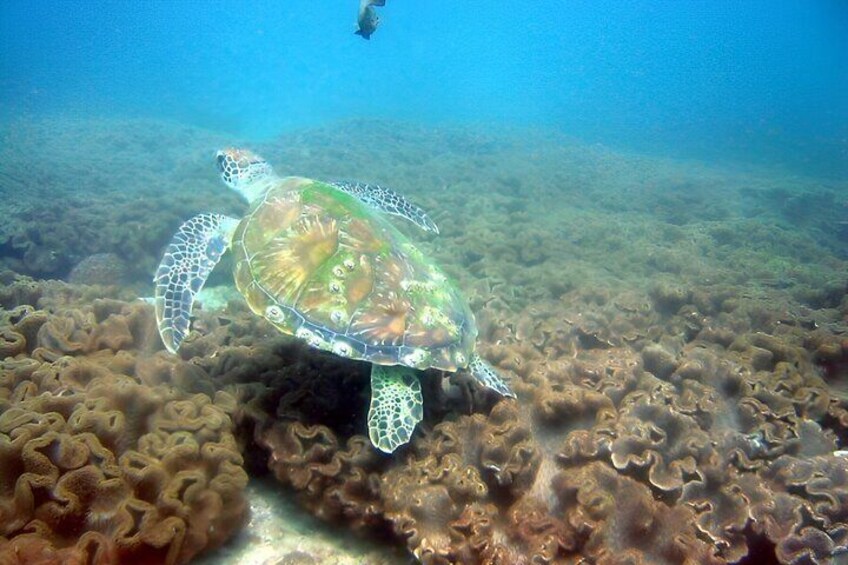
[154,148,514,453]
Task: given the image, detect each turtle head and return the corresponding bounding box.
[216,148,276,201]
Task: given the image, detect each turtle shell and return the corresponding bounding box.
[231,177,477,371]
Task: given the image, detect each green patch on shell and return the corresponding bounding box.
[301,181,375,223]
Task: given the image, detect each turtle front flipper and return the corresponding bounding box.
[154,213,239,353]
[368,364,424,453]
[468,353,516,398]
[329,180,440,234]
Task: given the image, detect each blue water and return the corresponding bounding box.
[1,0,846,177]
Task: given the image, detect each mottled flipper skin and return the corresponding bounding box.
[154,213,238,353]
[469,353,516,398]
[330,180,440,234]
[368,365,424,453]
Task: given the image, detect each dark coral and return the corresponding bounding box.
[68,253,129,286]
[0,119,243,281]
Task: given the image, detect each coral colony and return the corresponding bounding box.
[1,120,847,564]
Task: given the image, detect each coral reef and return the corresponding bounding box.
[208,281,848,564]
[2,119,847,564]
[0,275,248,564]
[0,118,243,281]
[68,253,129,286]
[3,117,845,301]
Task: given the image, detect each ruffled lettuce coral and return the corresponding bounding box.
[3,119,847,565]
[0,277,248,564]
[214,280,848,564]
[3,265,846,565]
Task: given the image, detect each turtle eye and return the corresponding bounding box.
[216,154,227,171]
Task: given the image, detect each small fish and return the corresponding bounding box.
[356,0,385,40]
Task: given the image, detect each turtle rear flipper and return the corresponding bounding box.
[330,180,440,234]
[468,353,515,398]
[154,213,239,353]
[368,365,424,453]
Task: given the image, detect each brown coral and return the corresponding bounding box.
[0,282,249,565]
[0,371,248,565]
[6,121,848,563]
[214,277,843,564]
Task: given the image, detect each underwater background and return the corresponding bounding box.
[1,1,847,564]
